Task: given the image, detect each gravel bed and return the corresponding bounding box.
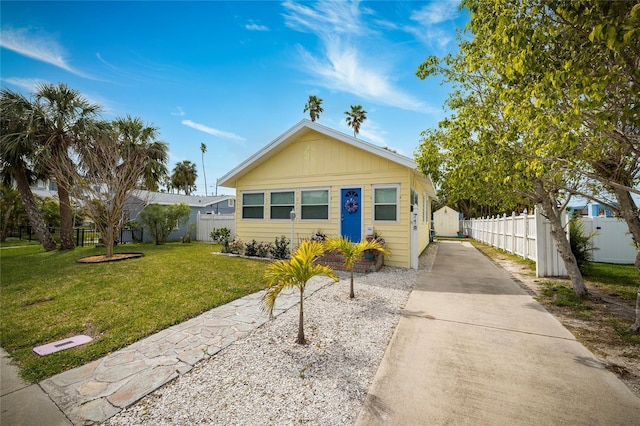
[105,266,418,426]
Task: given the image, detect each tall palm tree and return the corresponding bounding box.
[263,240,338,344]
[344,105,367,137]
[171,160,197,195]
[200,142,208,196]
[140,140,169,191]
[303,95,324,122]
[324,237,389,299]
[0,89,57,251]
[32,83,103,250]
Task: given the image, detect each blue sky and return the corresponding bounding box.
[1,0,467,196]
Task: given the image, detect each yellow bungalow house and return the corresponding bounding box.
[218,120,437,269]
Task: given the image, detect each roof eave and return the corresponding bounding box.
[218,119,421,188]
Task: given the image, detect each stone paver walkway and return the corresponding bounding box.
[39,277,332,425]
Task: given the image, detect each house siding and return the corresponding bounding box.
[232,130,427,268]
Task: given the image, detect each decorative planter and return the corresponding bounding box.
[316,250,384,273]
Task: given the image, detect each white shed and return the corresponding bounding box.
[433,206,461,237]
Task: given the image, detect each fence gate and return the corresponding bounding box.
[197,214,235,242]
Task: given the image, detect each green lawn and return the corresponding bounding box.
[583,262,639,304]
[0,242,269,383]
[0,237,43,247]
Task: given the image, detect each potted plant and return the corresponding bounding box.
[364,232,385,261]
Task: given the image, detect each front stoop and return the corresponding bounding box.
[317,251,384,273]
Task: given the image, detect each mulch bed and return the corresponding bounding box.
[77,253,144,263]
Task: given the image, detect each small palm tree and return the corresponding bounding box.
[344,105,367,137]
[324,237,390,299]
[303,95,324,122]
[263,240,338,344]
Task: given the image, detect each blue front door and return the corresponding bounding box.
[341,188,362,242]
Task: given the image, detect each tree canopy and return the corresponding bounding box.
[171,160,198,195]
[415,0,640,316]
[1,84,171,254]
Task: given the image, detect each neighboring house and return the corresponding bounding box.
[568,202,615,218]
[30,178,59,201]
[218,120,437,269]
[433,206,461,237]
[126,190,236,242]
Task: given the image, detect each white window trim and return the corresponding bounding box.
[300,187,331,221]
[241,191,265,220]
[269,189,296,221]
[372,184,400,223]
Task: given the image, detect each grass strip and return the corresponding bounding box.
[0,242,268,382]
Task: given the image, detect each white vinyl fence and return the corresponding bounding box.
[580,217,636,264]
[197,213,235,242]
[462,207,568,277]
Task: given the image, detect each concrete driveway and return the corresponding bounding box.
[357,241,640,425]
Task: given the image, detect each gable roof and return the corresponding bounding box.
[131,190,234,208]
[218,119,428,188]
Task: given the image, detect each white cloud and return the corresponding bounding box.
[282,0,373,36]
[181,120,245,143]
[1,77,47,93]
[246,22,269,31]
[298,39,435,113]
[284,1,437,114]
[411,0,460,25]
[171,106,186,117]
[357,124,386,145]
[406,0,460,49]
[0,27,91,78]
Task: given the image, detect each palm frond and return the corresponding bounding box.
[261,240,337,323]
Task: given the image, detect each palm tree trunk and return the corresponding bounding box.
[57,184,75,250]
[297,289,306,344]
[14,170,57,251]
[202,155,207,197]
[611,187,640,333]
[350,270,355,299]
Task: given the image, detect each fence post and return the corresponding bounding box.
[510,212,516,255]
[535,206,545,277]
[522,210,528,260]
[501,213,507,251]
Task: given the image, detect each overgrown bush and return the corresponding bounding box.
[271,235,289,259]
[210,227,232,253]
[229,239,244,254]
[245,239,259,257]
[140,203,191,245]
[257,241,273,258]
[182,222,196,243]
[569,216,594,274]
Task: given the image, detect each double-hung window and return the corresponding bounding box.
[242,192,264,219]
[270,191,295,219]
[374,185,399,221]
[301,189,329,220]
